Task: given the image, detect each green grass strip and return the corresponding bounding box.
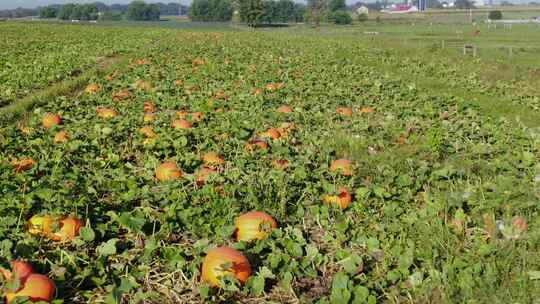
[0,55,131,124]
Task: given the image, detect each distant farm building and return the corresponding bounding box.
[381,4,420,14]
[356,6,369,15]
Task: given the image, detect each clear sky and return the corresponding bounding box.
[0,0,192,10]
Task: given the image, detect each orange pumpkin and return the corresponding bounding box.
[191,112,204,122]
[51,217,83,241]
[0,261,33,283]
[28,215,55,236]
[359,107,374,114]
[53,131,69,144]
[259,128,281,140]
[139,126,156,138]
[196,166,218,186]
[5,274,56,304]
[201,247,252,287]
[202,152,225,166]
[336,107,353,117]
[143,113,156,122]
[235,211,277,242]
[176,110,188,118]
[277,105,293,113]
[11,158,35,173]
[512,216,528,232]
[272,159,289,170]
[112,90,130,101]
[171,119,192,129]
[323,187,353,209]
[42,113,62,129]
[330,159,352,176]
[84,84,100,94]
[245,139,269,151]
[96,107,118,119]
[28,215,82,242]
[143,101,156,113]
[155,162,183,181]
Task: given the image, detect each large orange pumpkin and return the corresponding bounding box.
[0,261,33,283]
[201,247,252,287]
[51,217,83,241]
[42,113,62,129]
[155,162,183,181]
[235,211,277,242]
[5,274,56,303]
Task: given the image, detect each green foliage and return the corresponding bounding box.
[39,6,57,19]
[1,22,539,304]
[328,10,352,24]
[190,0,234,22]
[57,3,98,20]
[328,0,346,12]
[99,11,124,21]
[0,23,165,107]
[239,0,264,26]
[238,0,304,25]
[57,3,75,20]
[126,0,160,21]
[488,10,503,20]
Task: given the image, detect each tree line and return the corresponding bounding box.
[1,0,503,24]
[190,0,305,23]
[35,1,188,21]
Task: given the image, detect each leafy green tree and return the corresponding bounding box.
[260,0,278,23]
[39,6,57,19]
[328,0,346,12]
[56,4,98,20]
[239,0,264,26]
[325,0,350,25]
[190,0,233,21]
[99,11,124,21]
[293,4,306,22]
[58,3,76,20]
[127,1,160,21]
[275,0,295,22]
[78,4,98,20]
[190,0,210,20]
[237,0,304,25]
[328,10,351,24]
[488,10,503,20]
[147,4,161,20]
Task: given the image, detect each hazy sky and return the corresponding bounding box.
[0,0,192,10]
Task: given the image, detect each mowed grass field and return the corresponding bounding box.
[1,20,539,303]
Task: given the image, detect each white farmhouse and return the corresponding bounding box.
[356,6,369,16]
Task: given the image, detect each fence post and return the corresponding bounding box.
[442,40,445,49]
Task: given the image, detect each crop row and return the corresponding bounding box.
[0,23,171,107]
